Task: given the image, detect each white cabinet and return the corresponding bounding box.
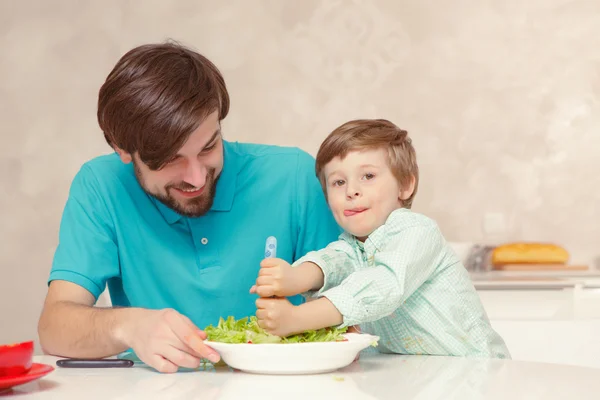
[477,287,600,369]
[477,289,575,320]
[489,319,600,369]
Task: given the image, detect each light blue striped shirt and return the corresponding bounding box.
[295,208,510,358]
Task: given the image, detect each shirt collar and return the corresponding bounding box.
[341,208,410,252]
[152,140,239,224]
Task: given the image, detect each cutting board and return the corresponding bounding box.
[493,263,589,271]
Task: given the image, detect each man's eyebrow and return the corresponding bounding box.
[171,128,221,160]
[202,128,221,150]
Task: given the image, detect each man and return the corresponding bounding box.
[38,42,341,373]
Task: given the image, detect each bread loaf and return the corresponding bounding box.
[491,243,569,265]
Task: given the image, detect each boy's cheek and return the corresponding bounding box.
[328,198,344,214]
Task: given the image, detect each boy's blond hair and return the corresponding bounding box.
[315,119,419,209]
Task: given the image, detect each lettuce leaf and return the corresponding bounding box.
[205,316,347,344]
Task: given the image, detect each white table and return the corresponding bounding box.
[4,354,600,399]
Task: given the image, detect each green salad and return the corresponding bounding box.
[205,316,348,344]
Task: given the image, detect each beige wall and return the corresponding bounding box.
[1,1,599,350]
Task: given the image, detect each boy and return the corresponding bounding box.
[252,119,510,358]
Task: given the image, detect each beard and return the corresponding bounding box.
[133,161,219,218]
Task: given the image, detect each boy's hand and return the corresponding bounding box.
[347,325,361,361]
[250,258,305,297]
[347,325,361,334]
[255,297,304,337]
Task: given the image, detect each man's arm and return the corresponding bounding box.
[38,280,220,372]
[38,280,133,358]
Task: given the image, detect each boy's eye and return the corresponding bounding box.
[363,173,375,180]
[332,179,345,187]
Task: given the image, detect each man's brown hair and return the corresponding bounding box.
[315,119,419,208]
[97,41,229,170]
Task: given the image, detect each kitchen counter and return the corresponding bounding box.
[4,354,600,399]
[470,270,600,289]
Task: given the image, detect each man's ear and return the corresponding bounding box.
[399,175,416,201]
[114,147,132,164]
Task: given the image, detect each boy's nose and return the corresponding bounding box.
[346,187,361,199]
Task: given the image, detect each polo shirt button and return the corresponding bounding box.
[201,238,208,245]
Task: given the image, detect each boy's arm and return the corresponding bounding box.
[255,296,342,337]
[319,221,445,328]
[292,238,358,295]
[289,261,324,292]
[293,297,343,331]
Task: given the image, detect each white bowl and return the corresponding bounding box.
[204,333,379,375]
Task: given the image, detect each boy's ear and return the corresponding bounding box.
[114,146,133,164]
[399,175,416,201]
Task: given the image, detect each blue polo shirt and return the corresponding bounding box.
[49,140,341,329]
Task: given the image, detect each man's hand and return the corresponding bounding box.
[119,308,221,373]
[255,297,304,337]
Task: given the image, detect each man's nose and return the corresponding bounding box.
[183,161,207,188]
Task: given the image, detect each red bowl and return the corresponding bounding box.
[0,341,34,377]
